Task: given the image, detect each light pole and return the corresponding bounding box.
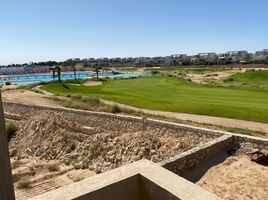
[0,91,15,200]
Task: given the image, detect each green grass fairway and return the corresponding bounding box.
[228,70,268,86]
[42,77,268,123]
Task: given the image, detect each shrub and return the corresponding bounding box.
[81,96,100,105]
[31,89,45,94]
[224,77,234,82]
[73,176,84,182]
[47,164,60,172]
[111,105,121,114]
[151,70,160,75]
[6,121,18,141]
[5,81,11,85]
[68,140,77,151]
[12,174,21,183]
[17,178,31,189]
[11,160,22,170]
[71,94,82,100]
[89,143,103,157]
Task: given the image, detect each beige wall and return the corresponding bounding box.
[0,93,15,200]
[75,175,139,200]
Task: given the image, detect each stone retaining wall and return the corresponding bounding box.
[228,133,268,149]
[4,102,268,176]
[161,135,233,174]
[3,102,223,140]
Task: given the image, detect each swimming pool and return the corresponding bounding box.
[0,72,147,85]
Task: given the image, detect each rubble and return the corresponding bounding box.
[9,110,210,173]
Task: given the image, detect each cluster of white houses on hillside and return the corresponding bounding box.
[1,49,268,75]
[76,49,268,67]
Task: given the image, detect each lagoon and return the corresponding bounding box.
[0,71,146,85]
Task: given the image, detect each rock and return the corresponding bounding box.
[64,159,71,166]
[150,150,156,155]
[9,148,18,157]
[74,164,81,170]
[95,168,102,174]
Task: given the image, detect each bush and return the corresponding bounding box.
[6,121,18,141]
[68,140,77,151]
[11,160,22,170]
[71,94,82,100]
[111,105,121,114]
[17,178,31,189]
[89,143,103,157]
[81,96,100,105]
[224,77,234,82]
[151,70,160,75]
[12,174,21,183]
[5,81,11,85]
[47,164,60,172]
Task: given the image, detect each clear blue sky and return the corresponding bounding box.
[1,0,268,64]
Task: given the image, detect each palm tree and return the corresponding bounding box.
[73,64,77,80]
[56,66,62,82]
[71,63,79,83]
[93,64,99,79]
[49,67,56,81]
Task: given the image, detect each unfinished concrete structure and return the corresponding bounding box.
[30,160,221,200]
[0,93,15,200]
[2,102,268,199]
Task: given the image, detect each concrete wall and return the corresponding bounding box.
[71,174,181,200]
[161,135,233,175]
[231,133,268,149]
[75,175,140,200]
[0,97,15,200]
[31,160,221,200]
[140,175,180,200]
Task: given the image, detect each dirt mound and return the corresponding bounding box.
[197,155,268,200]
[10,111,88,154]
[10,110,207,174]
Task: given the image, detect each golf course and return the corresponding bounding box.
[41,71,268,123]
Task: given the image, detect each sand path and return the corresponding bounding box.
[101,99,268,134]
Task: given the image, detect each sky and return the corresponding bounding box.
[0,0,268,64]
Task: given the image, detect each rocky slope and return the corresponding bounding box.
[10,110,210,173]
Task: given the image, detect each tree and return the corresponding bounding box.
[61,60,78,83]
[49,67,56,81]
[72,64,77,82]
[55,66,62,82]
[93,64,100,79]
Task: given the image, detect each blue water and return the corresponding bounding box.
[0,72,147,85]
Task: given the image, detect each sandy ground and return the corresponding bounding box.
[197,155,268,200]
[177,68,266,84]
[2,89,61,107]
[83,80,103,86]
[188,70,236,83]
[12,158,94,200]
[9,107,210,199]
[2,86,268,135]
